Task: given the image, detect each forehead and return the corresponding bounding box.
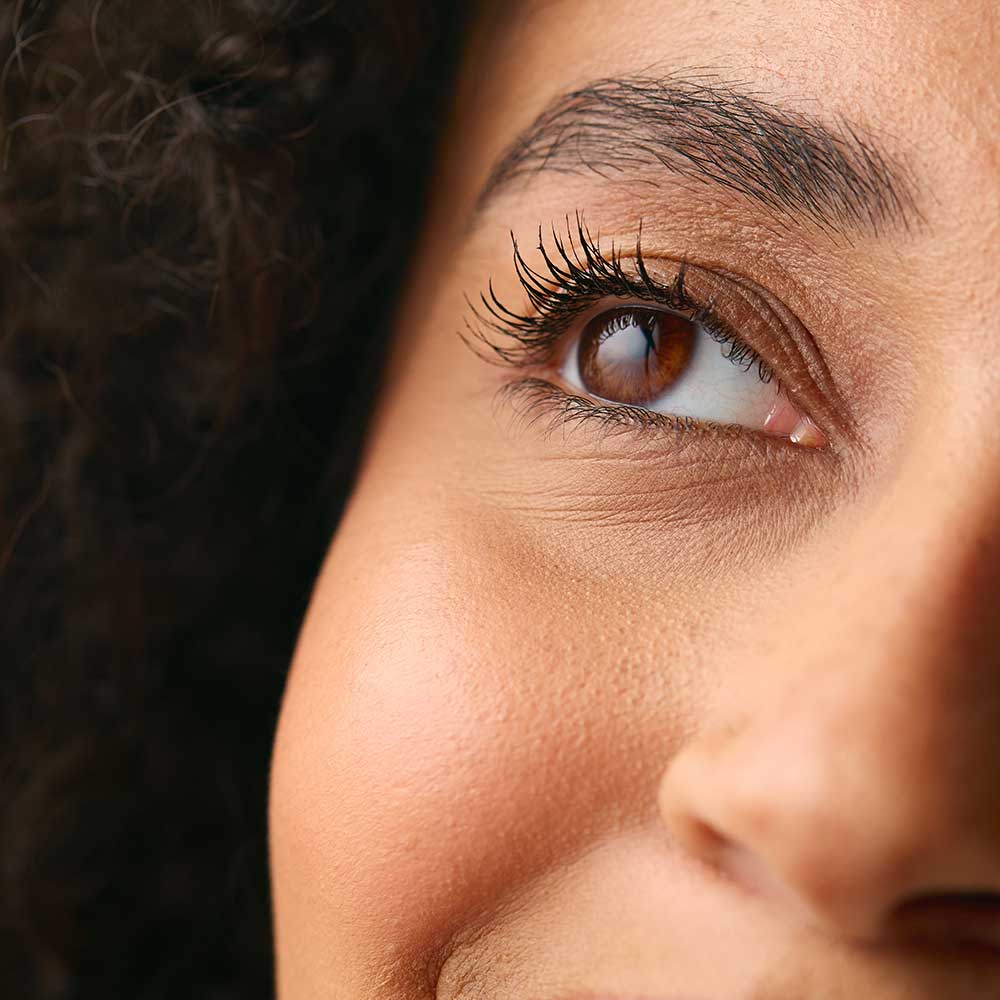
[476,0,997,101]
[459,0,1000,244]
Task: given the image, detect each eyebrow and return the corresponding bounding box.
[477,75,917,237]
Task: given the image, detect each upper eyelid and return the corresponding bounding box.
[465,218,770,379]
[465,218,704,364]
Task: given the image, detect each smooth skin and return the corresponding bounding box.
[270,1,1000,997]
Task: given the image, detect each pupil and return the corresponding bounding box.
[578,306,695,406]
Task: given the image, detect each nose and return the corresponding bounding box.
[658,438,1000,947]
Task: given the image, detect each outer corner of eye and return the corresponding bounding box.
[763,396,828,449]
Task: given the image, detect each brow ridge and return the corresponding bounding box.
[477,75,917,237]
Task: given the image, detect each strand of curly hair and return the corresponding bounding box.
[0,2,465,996]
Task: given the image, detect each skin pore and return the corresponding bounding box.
[269,1,1000,997]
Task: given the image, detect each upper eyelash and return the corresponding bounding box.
[464,213,775,384]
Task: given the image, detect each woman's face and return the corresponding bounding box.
[270,1,1000,996]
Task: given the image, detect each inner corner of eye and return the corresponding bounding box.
[557,304,826,447]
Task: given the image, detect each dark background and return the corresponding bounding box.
[0,2,467,996]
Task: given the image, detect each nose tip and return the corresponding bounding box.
[659,754,886,941]
[658,727,1000,948]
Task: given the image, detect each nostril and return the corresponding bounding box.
[890,892,1000,950]
[689,818,730,857]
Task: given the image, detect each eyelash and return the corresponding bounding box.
[466,215,776,391]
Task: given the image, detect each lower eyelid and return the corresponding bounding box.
[502,377,741,440]
[498,377,833,460]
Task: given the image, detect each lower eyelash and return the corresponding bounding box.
[500,377,701,438]
[499,378,813,461]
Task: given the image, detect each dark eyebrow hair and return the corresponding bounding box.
[477,76,918,237]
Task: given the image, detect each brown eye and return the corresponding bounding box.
[576,306,696,406]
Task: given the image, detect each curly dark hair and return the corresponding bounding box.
[0,2,467,996]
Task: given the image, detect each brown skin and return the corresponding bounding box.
[269,1,1000,997]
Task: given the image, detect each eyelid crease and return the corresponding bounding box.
[703,261,854,438]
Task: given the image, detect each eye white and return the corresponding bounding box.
[562,311,780,430]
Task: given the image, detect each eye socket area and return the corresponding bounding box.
[559,301,827,447]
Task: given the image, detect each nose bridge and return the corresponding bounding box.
[836,419,1000,675]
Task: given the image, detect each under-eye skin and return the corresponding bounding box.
[466,217,829,448]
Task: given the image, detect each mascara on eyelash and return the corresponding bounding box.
[463,213,775,387]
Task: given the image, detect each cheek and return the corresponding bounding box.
[269,491,701,994]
